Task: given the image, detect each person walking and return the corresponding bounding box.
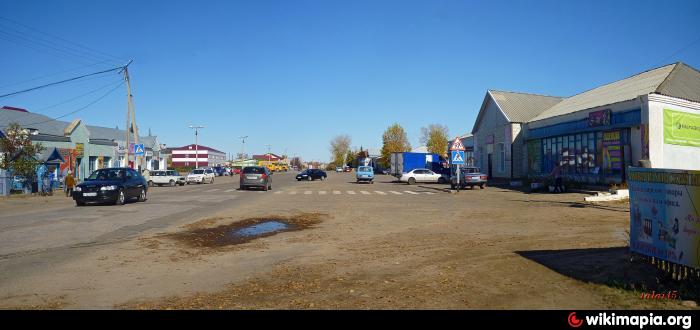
[64,171,75,197]
[550,164,564,193]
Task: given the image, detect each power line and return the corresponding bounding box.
[0,16,126,64]
[0,28,109,65]
[32,79,124,112]
[0,65,123,99]
[654,34,700,67]
[0,60,113,90]
[7,81,125,127]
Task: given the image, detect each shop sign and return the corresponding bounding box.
[664,108,700,147]
[75,143,84,157]
[629,167,700,269]
[588,109,611,127]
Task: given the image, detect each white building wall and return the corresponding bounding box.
[645,94,700,170]
[473,96,511,178]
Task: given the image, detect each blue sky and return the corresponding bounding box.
[1,0,699,162]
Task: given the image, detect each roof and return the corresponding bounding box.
[173,144,225,154]
[488,90,564,122]
[253,153,283,161]
[0,108,68,137]
[86,125,156,145]
[530,62,700,122]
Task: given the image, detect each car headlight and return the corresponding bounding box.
[100,185,117,191]
[74,186,82,192]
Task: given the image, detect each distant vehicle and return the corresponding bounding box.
[336,167,343,172]
[381,169,390,175]
[399,168,448,185]
[296,169,327,181]
[356,166,374,184]
[186,168,215,184]
[240,166,271,191]
[451,166,488,189]
[148,170,185,186]
[73,168,147,206]
[390,152,449,179]
[343,167,352,172]
[213,166,227,176]
[232,168,242,175]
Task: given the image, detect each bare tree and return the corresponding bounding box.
[329,134,351,167]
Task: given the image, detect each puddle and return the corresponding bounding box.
[167,213,324,248]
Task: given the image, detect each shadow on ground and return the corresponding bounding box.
[517,247,700,302]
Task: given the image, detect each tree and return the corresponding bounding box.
[0,122,44,179]
[290,156,303,169]
[329,134,351,167]
[420,124,450,157]
[380,123,411,167]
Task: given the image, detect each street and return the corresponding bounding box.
[0,171,688,309]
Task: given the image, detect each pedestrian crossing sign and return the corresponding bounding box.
[450,137,465,151]
[133,144,145,156]
[451,150,465,164]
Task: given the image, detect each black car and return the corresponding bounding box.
[73,167,148,206]
[296,169,327,181]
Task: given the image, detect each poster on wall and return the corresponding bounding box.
[57,148,77,177]
[603,130,622,170]
[588,109,611,127]
[75,143,84,157]
[664,108,700,147]
[629,167,700,269]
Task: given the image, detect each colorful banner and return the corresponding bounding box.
[629,168,700,269]
[75,143,84,157]
[603,130,622,170]
[664,108,700,147]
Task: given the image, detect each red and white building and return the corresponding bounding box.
[171,144,226,167]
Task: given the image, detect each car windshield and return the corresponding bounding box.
[358,166,372,172]
[243,167,265,174]
[192,169,204,174]
[87,169,125,181]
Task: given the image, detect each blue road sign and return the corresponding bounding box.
[451,150,465,165]
[133,143,145,156]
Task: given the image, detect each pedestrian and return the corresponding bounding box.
[64,170,75,197]
[142,169,151,184]
[550,164,564,193]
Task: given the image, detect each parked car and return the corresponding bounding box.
[240,166,271,191]
[186,168,215,184]
[356,166,374,184]
[148,170,185,187]
[399,168,449,185]
[213,166,227,176]
[390,152,449,178]
[381,169,390,175]
[296,169,327,181]
[451,166,488,189]
[336,167,343,172]
[343,167,352,172]
[73,168,147,206]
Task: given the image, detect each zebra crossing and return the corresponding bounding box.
[184,187,438,196]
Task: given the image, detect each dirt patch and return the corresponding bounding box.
[166,213,324,248]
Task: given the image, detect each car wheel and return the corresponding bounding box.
[115,190,125,205]
[138,188,147,202]
[76,200,85,207]
[268,184,272,191]
[370,180,374,184]
[211,178,215,184]
[437,177,445,184]
[450,184,455,189]
[169,180,175,187]
[297,179,301,181]
[480,184,485,189]
[148,181,153,187]
[408,177,416,185]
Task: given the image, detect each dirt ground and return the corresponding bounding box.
[2,174,697,309]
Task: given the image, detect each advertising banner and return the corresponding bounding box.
[664,108,700,147]
[75,143,84,157]
[603,130,622,170]
[629,167,700,269]
[588,109,611,127]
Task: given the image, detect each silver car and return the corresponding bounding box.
[239,166,272,191]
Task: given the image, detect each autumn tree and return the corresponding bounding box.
[329,134,351,168]
[420,124,450,157]
[0,122,44,179]
[379,123,411,167]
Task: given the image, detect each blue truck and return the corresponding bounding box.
[389,152,449,179]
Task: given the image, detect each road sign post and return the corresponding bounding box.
[450,137,466,192]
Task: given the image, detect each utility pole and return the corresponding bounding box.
[121,60,140,170]
[238,136,248,160]
[265,144,272,162]
[189,125,204,168]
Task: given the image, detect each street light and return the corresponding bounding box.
[189,125,204,168]
[238,136,248,160]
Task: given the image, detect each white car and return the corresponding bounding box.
[149,170,185,186]
[186,168,215,184]
[399,168,449,185]
[335,167,343,172]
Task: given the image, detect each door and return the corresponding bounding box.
[487,154,493,179]
[424,170,439,183]
[412,169,426,182]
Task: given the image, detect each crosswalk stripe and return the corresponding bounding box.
[189,189,201,192]
[205,188,220,192]
[304,191,312,195]
[274,191,283,194]
[289,191,298,195]
[404,191,419,194]
[389,191,402,195]
[258,191,265,194]
[423,192,435,195]
[333,191,341,195]
[360,191,371,195]
[347,191,356,195]
[374,191,387,195]
[225,189,236,192]
[319,191,327,195]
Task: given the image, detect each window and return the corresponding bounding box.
[498,143,505,172]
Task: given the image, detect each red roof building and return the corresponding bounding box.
[171,144,226,167]
[252,153,283,162]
